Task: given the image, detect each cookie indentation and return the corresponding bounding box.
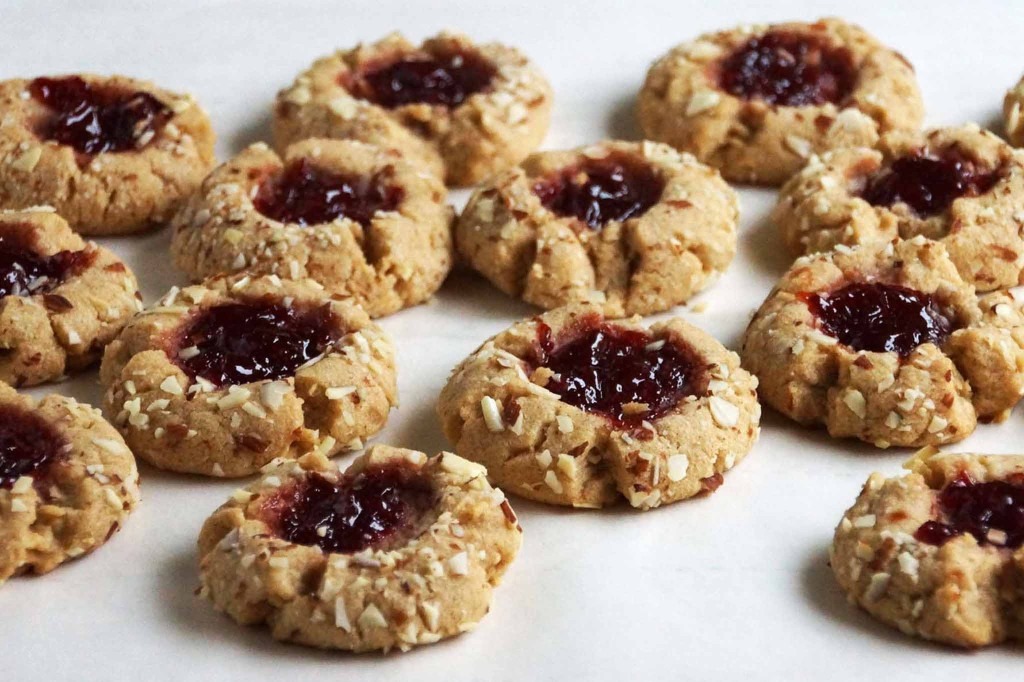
[352,49,496,109]
[860,151,1003,217]
[0,403,67,489]
[915,473,1024,548]
[0,226,93,298]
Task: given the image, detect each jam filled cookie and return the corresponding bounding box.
[832,448,1024,647]
[775,125,1024,291]
[0,74,215,235]
[273,31,552,186]
[742,238,1024,448]
[171,139,452,318]
[437,304,760,509]
[1004,73,1024,147]
[0,207,141,387]
[636,18,923,185]
[456,140,738,316]
[197,445,522,652]
[0,381,139,585]
[99,276,397,477]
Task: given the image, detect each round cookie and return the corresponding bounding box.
[437,304,760,509]
[0,207,142,387]
[0,73,215,235]
[742,237,1024,449]
[273,31,552,186]
[1004,73,1024,147]
[774,125,1024,291]
[456,140,738,316]
[197,445,522,652]
[171,139,452,318]
[832,448,1024,647]
[99,275,398,477]
[0,381,139,585]
[636,18,923,185]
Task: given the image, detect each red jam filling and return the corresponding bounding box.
[0,404,67,489]
[0,226,93,298]
[532,317,706,425]
[29,76,171,155]
[264,465,435,554]
[532,152,665,229]
[915,473,1024,549]
[352,49,496,109]
[802,282,955,356]
[253,159,404,227]
[717,29,856,106]
[172,300,338,387]
[859,150,1003,217]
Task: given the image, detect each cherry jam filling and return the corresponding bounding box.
[915,473,1024,549]
[264,465,435,554]
[0,226,93,298]
[29,76,171,155]
[717,29,856,106]
[803,282,955,357]
[352,49,496,108]
[532,318,706,425]
[172,300,338,387]
[0,404,67,489]
[859,150,1003,217]
[253,159,404,227]
[532,152,665,229]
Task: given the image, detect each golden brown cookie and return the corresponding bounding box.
[1004,73,1024,147]
[171,139,452,318]
[197,445,522,652]
[636,18,923,185]
[437,304,760,509]
[0,381,139,585]
[742,238,1024,448]
[456,140,738,316]
[0,207,141,386]
[273,31,552,186]
[832,448,1024,647]
[0,74,215,235]
[99,275,397,477]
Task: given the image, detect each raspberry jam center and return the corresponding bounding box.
[0,227,93,298]
[717,29,856,106]
[532,152,665,229]
[915,473,1024,549]
[803,282,955,356]
[253,159,403,227]
[0,404,67,489]
[860,151,1002,217]
[533,318,706,425]
[265,466,435,554]
[354,50,496,108]
[29,76,171,155]
[173,300,338,387]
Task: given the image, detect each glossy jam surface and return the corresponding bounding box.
[860,151,1002,217]
[173,300,338,387]
[253,159,403,227]
[29,76,171,154]
[266,466,435,554]
[0,404,67,489]
[718,29,856,106]
[354,50,496,108]
[533,318,705,425]
[803,282,955,356]
[915,473,1024,549]
[0,227,92,298]
[532,152,664,229]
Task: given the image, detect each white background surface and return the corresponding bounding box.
[3,1,1023,679]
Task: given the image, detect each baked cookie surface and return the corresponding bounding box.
[99,275,397,477]
[636,18,923,185]
[437,304,760,509]
[171,139,452,318]
[273,31,552,186]
[832,448,1024,647]
[0,74,215,235]
[742,238,1024,448]
[197,445,522,652]
[0,381,139,585]
[456,140,738,316]
[1004,73,1024,147]
[774,125,1024,291]
[0,207,141,386]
